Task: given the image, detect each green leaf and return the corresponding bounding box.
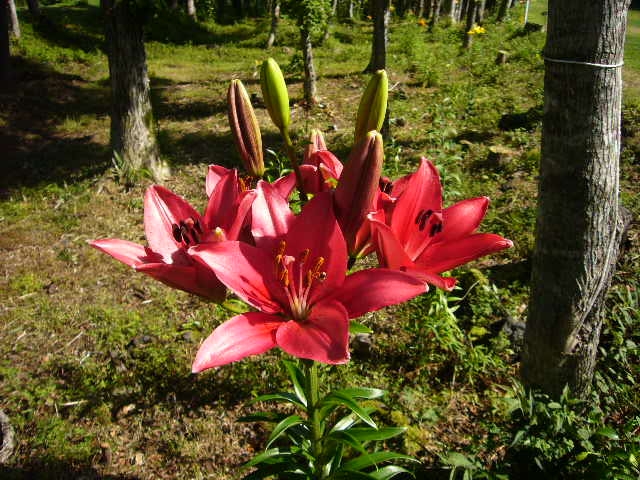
[331,408,378,432]
[339,427,407,442]
[331,471,377,480]
[369,465,414,479]
[594,426,620,440]
[333,387,386,400]
[243,462,308,480]
[252,392,306,409]
[441,452,475,469]
[282,360,308,407]
[320,391,377,428]
[341,451,417,471]
[266,415,308,448]
[349,321,373,334]
[243,448,292,468]
[222,298,250,314]
[326,430,367,453]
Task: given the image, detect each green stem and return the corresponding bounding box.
[282,129,309,202]
[303,359,324,478]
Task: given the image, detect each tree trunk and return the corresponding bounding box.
[301,27,317,106]
[429,0,443,29]
[348,0,354,19]
[103,0,168,182]
[186,0,197,20]
[26,0,40,18]
[266,0,279,48]
[521,0,632,399]
[496,0,509,22]
[365,0,389,72]
[476,0,486,23]
[0,1,10,86]
[462,0,476,49]
[8,0,19,39]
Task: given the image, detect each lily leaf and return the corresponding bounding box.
[331,408,377,432]
[341,451,417,472]
[252,392,306,409]
[326,430,366,454]
[282,360,307,407]
[334,427,406,442]
[320,391,377,428]
[266,415,308,448]
[243,447,292,468]
[349,320,373,334]
[369,465,414,479]
[334,387,386,399]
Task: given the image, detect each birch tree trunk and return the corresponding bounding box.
[186,0,197,20]
[301,26,317,105]
[521,0,632,399]
[365,0,389,72]
[266,0,279,48]
[1,0,10,84]
[8,0,19,39]
[462,0,476,49]
[103,0,168,182]
[429,0,443,30]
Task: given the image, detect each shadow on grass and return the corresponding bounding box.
[0,57,111,192]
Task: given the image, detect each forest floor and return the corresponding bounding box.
[0,2,639,479]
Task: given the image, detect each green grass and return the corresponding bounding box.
[1,2,639,479]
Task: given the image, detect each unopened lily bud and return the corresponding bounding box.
[334,131,384,255]
[354,70,388,143]
[303,129,327,164]
[260,58,291,132]
[228,79,264,177]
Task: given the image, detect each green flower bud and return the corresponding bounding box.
[228,79,264,177]
[260,58,291,132]
[354,70,388,143]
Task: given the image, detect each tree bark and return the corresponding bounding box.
[429,0,443,29]
[0,1,10,85]
[8,0,19,39]
[103,0,168,182]
[521,0,632,399]
[462,0,476,49]
[26,0,40,19]
[301,26,317,106]
[496,0,509,22]
[266,0,279,48]
[186,0,197,20]
[365,0,389,72]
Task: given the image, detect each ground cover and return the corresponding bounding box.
[0,2,638,478]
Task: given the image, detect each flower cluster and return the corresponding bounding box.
[91,59,511,374]
[468,25,487,35]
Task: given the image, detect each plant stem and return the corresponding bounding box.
[303,359,324,478]
[282,129,309,202]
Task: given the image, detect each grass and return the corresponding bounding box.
[1,2,638,479]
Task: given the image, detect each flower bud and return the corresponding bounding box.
[354,70,388,143]
[228,79,264,177]
[303,128,327,164]
[334,131,384,255]
[260,58,291,132]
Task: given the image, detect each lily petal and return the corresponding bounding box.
[203,168,241,233]
[276,300,349,364]
[90,239,160,267]
[368,214,414,269]
[285,193,347,304]
[440,197,489,241]
[144,185,201,258]
[251,180,295,252]
[333,268,427,319]
[190,241,284,314]
[136,262,226,301]
[272,172,297,200]
[417,233,513,273]
[192,312,280,372]
[206,165,232,197]
[390,158,442,242]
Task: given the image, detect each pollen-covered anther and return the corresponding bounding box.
[414,209,434,232]
[171,217,203,245]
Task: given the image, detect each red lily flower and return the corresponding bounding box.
[189,193,428,371]
[368,158,513,290]
[91,168,255,301]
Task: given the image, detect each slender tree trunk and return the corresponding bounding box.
[186,0,197,20]
[476,0,485,23]
[348,0,354,19]
[8,0,19,39]
[496,0,509,22]
[429,0,443,29]
[301,27,317,106]
[462,0,476,49]
[1,0,10,85]
[26,0,40,18]
[365,0,389,72]
[521,0,632,399]
[266,0,279,48]
[103,0,168,181]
